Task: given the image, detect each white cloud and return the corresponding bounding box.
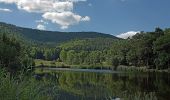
[61,26,68,30]
[0,8,12,12]
[81,16,90,21]
[17,0,52,13]
[53,2,73,12]
[0,0,82,13]
[36,19,45,23]
[43,11,90,29]
[0,0,18,4]
[0,0,90,29]
[68,0,87,2]
[117,31,140,39]
[37,24,46,30]
[17,0,73,13]
[0,0,87,3]
[36,19,48,24]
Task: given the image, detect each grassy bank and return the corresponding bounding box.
[34,59,110,69]
[117,65,170,73]
[34,59,170,73]
[0,68,58,100]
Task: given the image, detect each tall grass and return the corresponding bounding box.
[0,68,58,100]
[124,92,158,100]
[108,92,157,100]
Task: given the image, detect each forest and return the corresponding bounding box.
[0,22,170,99]
[1,23,170,73]
[0,22,116,45]
[30,28,170,70]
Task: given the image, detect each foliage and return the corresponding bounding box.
[0,33,34,73]
[109,57,119,70]
[0,22,117,45]
[1,21,170,71]
[153,28,170,69]
[57,28,170,70]
[0,68,58,100]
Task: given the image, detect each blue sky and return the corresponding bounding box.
[0,0,170,37]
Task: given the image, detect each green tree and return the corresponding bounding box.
[110,57,119,70]
[0,33,34,73]
[66,50,76,64]
[60,50,67,62]
[153,29,170,69]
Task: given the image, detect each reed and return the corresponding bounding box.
[0,68,58,100]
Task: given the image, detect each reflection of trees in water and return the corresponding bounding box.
[37,71,170,100]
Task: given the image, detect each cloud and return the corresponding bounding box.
[43,11,90,29]
[17,0,53,13]
[36,19,48,24]
[68,0,87,2]
[0,0,84,13]
[53,2,73,12]
[37,24,46,30]
[0,0,87,3]
[117,31,140,39]
[36,19,45,23]
[0,0,18,4]
[0,8,12,12]
[81,16,90,21]
[0,0,90,29]
[17,0,73,13]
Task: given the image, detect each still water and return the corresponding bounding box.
[35,68,170,100]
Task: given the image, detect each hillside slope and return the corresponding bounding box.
[0,22,118,44]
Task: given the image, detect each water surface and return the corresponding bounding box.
[35,68,170,100]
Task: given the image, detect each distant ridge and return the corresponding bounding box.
[0,22,119,44]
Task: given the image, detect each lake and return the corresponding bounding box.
[35,68,170,100]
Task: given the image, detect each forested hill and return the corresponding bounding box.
[0,22,118,44]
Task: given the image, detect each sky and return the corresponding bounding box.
[0,0,170,38]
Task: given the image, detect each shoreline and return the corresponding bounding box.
[35,67,123,73]
[34,65,170,73]
[34,59,170,73]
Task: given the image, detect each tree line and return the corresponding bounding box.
[32,28,170,70]
[1,27,170,72]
